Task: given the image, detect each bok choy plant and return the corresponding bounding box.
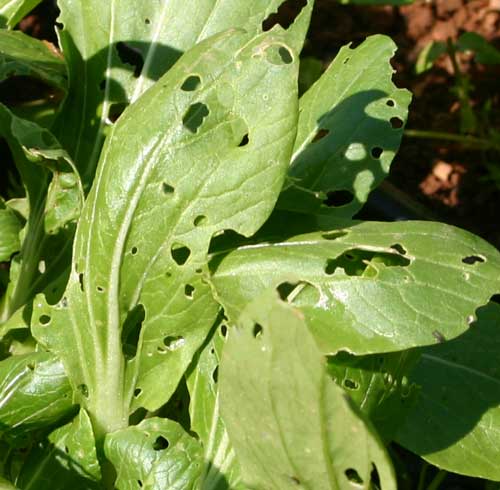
[0,1,499,489]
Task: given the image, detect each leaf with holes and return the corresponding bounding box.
[220,293,397,490]
[31,28,298,442]
[104,418,203,490]
[396,302,500,481]
[210,221,500,354]
[54,0,312,189]
[278,35,411,219]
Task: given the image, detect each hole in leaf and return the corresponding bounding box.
[212,366,219,383]
[194,215,207,226]
[390,243,407,255]
[77,384,89,398]
[253,323,263,338]
[238,133,250,147]
[182,102,209,133]
[289,476,301,485]
[26,363,35,371]
[462,255,485,265]
[184,284,195,298]
[162,182,174,194]
[108,102,127,123]
[264,44,294,65]
[371,464,381,488]
[313,128,329,143]
[134,388,142,397]
[371,147,383,159]
[122,304,145,359]
[325,249,410,276]
[390,117,404,129]
[78,273,84,292]
[323,190,354,207]
[345,468,364,485]
[96,286,104,293]
[343,57,350,64]
[138,480,143,488]
[163,336,185,350]
[432,330,446,343]
[386,99,395,107]
[343,379,359,390]
[116,42,144,78]
[145,18,150,24]
[38,260,46,273]
[153,436,169,451]
[262,0,308,30]
[322,231,348,240]
[277,282,299,301]
[39,314,51,325]
[171,244,191,265]
[491,294,500,304]
[181,75,201,92]
[221,324,228,337]
[131,246,138,255]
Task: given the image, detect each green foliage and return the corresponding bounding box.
[0,1,499,489]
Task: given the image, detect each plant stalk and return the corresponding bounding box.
[404,129,500,151]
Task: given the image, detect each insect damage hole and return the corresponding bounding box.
[323,190,354,207]
[163,336,185,351]
[39,314,51,325]
[184,284,195,298]
[390,117,404,129]
[264,44,293,65]
[253,323,264,339]
[343,379,359,390]
[371,147,383,159]
[116,42,144,78]
[180,75,201,92]
[462,255,486,265]
[345,468,364,485]
[238,133,250,147]
[194,215,207,226]
[313,128,330,143]
[153,436,169,451]
[386,99,395,107]
[262,0,308,31]
[171,243,191,265]
[162,182,174,195]
[182,102,209,133]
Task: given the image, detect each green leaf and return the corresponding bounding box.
[0,199,21,262]
[220,293,396,490]
[33,29,298,437]
[104,418,203,490]
[186,323,243,489]
[0,352,74,441]
[0,30,67,90]
[0,104,82,321]
[278,35,412,219]
[396,302,500,481]
[0,477,18,490]
[327,350,420,442]
[54,0,311,189]
[415,41,447,74]
[0,0,42,28]
[457,32,500,65]
[15,409,100,490]
[210,220,500,354]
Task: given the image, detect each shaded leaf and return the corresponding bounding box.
[0,200,21,262]
[397,302,500,481]
[220,293,396,490]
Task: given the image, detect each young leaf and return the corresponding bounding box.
[53,0,310,189]
[0,0,42,29]
[0,352,74,441]
[14,409,100,490]
[396,302,500,481]
[104,418,203,490]
[278,35,412,219]
[210,220,500,354]
[0,199,21,263]
[0,30,67,90]
[32,29,299,438]
[220,293,396,490]
[186,323,243,489]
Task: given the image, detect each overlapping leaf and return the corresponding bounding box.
[32,29,299,437]
[397,302,500,481]
[220,293,396,490]
[105,418,203,490]
[54,0,313,189]
[0,199,21,263]
[210,220,500,354]
[0,0,42,29]
[278,35,412,219]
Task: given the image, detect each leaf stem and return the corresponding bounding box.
[427,470,447,490]
[404,129,500,151]
[417,462,429,490]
